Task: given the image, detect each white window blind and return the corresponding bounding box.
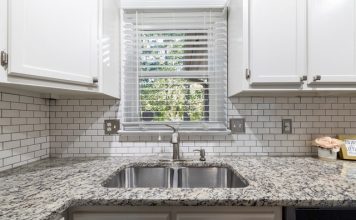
[122,9,227,131]
[120,0,229,9]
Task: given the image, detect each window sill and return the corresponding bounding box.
[117,130,231,136]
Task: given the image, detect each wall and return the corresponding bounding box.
[0,91,50,171]
[49,96,356,158]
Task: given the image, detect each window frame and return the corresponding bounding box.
[121,8,228,132]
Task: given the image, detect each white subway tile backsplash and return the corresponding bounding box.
[0,92,49,171]
[2,93,20,102]
[19,96,34,104]
[4,155,21,166]
[2,91,356,170]
[49,96,356,158]
[0,149,12,159]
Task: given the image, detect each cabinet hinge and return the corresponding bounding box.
[245,68,251,80]
[300,75,307,82]
[1,51,8,68]
[92,77,99,84]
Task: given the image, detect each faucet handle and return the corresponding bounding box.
[193,149,206,161]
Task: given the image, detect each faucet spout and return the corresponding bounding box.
[163,124,177,132]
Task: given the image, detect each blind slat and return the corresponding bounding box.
[123,35,221,40]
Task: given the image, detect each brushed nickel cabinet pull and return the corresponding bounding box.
[245,68,251,80]
[1,51,8,68]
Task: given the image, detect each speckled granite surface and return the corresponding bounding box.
[1,157,356,220]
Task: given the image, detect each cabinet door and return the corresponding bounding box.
[247,0,306,85]
[73,213,170,220]
[8,0,99,85]
[100,0,121,98]
[176,213,276,220]
[0,0,7,81]
[308,0,356,84]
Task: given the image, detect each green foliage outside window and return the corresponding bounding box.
[139,32,208,122]
[140,78,206,122]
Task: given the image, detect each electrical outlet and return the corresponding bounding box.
[230,118,245,133]
[104,119,120,135]
[282,119,292,134]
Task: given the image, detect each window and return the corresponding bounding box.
[122,9,227,131]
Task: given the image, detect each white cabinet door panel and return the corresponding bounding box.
[176,213,276,220]
[8,0,98,85]
[248,0,306,85]
[73,213,170,220]
[0,0,7,82]
[100,0,120,98]
[308,0,356,84]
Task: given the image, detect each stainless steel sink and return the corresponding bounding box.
[178,167,247,188]
[103,166,248,188]
[103,167,173,188]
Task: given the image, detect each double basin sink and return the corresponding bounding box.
[103,166,248,188]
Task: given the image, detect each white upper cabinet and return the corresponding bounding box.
[247,0,306,85]
[0,0,120,98]
[227,0,244,97]
[8,0,99,86]
[228,0,356,96]
[0,0,7,82]
[99,0,121,98]
[307,0,356,85]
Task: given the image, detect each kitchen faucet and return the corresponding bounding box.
[163,124,180,160]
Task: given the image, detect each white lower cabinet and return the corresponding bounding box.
[176,213,276,220]
[73,213,170,220]
[70,207,282,220]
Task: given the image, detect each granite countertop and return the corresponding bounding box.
[1,156,356,220]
